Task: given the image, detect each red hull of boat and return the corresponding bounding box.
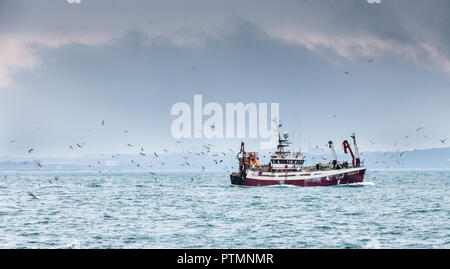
[231,168,365,187]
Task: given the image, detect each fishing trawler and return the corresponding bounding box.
[230,126,366,187]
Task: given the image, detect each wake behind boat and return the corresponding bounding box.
[230,126,366,187]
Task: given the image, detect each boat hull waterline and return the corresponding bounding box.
[231,167,366,187]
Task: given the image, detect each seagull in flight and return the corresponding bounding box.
[28,192,38,199]
[440,138,447,144]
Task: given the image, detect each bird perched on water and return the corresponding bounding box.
[440,138,447,144]
[127,143,133,147]
[28,148,34,153]
[416,127,423,132]
[154,152,159,158]
[344,71,349,75]
[101,120,105,126]
[368,58,375,63]
[28,192,38,199]
[36,161,43,168]
[69,145,74,150]
[76,143,83,148]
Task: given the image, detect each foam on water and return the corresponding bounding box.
[336,181,376,187]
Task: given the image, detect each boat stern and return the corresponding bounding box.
[230,172,246,185]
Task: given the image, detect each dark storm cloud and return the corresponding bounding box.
[1,0,450,155]
[1,1,450,73]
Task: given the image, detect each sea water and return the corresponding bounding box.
[0,170,448,248]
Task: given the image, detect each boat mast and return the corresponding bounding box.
[272,118,289,158]
[275,132,290,158]
[328,141,338,168]
[351,133,361,167]
[343,140,355,167]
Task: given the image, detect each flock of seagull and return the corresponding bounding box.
[7,118,239,171]
[6,118,242,199]
[3,60,449,199]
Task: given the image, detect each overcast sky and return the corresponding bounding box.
[1,0,450,157]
